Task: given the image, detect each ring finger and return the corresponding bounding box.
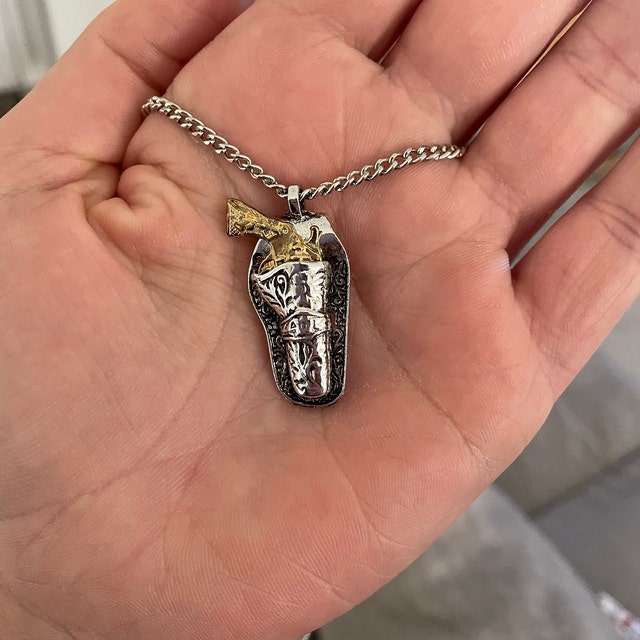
[463,0,640,256]
[384,0,589,140]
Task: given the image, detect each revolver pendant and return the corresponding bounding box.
[227,199,349,406]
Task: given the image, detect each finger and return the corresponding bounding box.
[0,0,248,168]
[262,0,423,60]
[124,0,450,212]
[463,0,640,257]
[514,134,640,396]
[384,0,588,140]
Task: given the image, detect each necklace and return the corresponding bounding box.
[142,96,466,407]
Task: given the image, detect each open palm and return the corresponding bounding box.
[2,0,639,638]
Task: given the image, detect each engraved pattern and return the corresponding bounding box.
[249,215,349,407]
[227,199,323,273]
[253,262,332,400]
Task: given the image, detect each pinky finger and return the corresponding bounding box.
[514,135,640,396]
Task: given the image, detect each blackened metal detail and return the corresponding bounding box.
[248,213,349,407]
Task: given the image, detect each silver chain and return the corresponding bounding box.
[142,96,465,203]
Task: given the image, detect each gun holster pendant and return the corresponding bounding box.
[227,198,350,407]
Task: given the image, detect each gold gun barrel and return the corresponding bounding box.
[227,199,323,273]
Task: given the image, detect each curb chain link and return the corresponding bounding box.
[142,96,465,204]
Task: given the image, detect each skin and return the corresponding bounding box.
[1,0,639,638]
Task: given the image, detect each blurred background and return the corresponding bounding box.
[1,2,639,639]
[0,0,111,98]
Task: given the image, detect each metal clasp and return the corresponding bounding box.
[288,185,305,220]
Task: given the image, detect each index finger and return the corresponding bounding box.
[0,0,248,169]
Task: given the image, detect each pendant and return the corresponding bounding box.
[227,191,349,407]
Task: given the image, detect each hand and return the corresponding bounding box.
[1,0,639,638]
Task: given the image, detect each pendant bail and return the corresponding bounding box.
[288,185,304,220]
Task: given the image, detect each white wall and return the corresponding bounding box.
[44,0,114,57]
[0,0,56,91]
[0,0,110,92]
[0,21,18,89]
